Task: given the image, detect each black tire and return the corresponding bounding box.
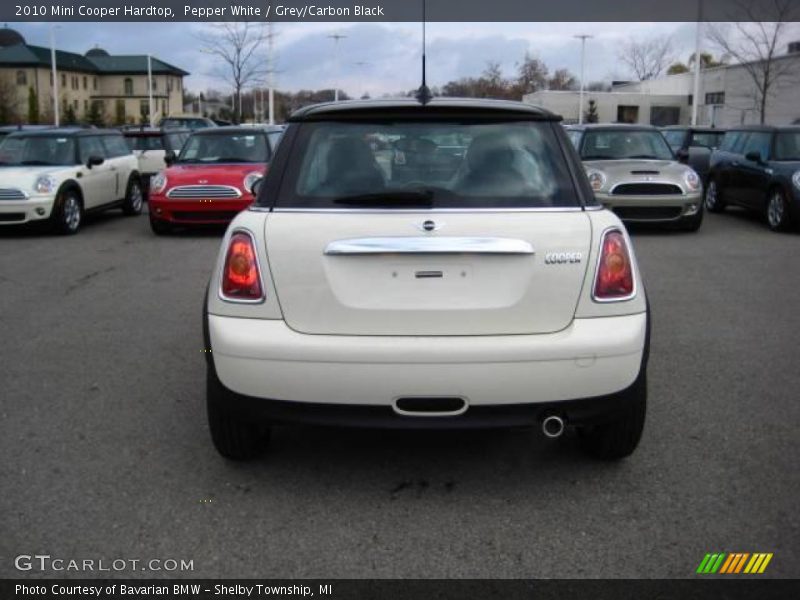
[578,371,647,460]
[766,188,792,232]
[207,365,270,460]
[680,205,704,232]
[50,188,82,235]
[122,176,144,216]
[704,179,725,213]
[149,212,173,235]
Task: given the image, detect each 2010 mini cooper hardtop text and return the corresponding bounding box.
[204,98,651,461]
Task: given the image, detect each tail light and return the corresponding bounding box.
[220,231,263,302]
[593,229,634,301]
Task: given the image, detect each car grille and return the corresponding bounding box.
[611,183,683,195]
[613,206,683,221]
[0,188,26,201]
[172,210,241,222]
[167,185,241,199]
[0,212,26,222]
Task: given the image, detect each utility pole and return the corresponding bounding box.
[328,32,347,102]
[574,34,592,125]
[147,54,154,127]
[49,25,60,127]
[691,0,704,126]
[267,21,276,124]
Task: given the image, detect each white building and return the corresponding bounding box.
[523,42,800,127]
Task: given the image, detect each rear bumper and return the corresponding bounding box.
[149,195,253,224]
[597,191,702,222]
[206,311,649,419]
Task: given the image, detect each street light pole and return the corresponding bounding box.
[50,25,60,127]
[574,34,592,125]
[328,32,346,102]
[147,54,154,127]
[267,21,276,124]
[691,0,704,126]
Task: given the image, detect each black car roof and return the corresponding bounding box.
[123,127,190,136]
[660,126,726,133]
[565,123,658,132]
[189,125,284,135]
[5,127,121,137]
[288,98,559,122]
[725,125,800,133]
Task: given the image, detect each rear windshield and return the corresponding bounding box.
[580,130,674,161]
[177,132,270,164]
[125,135,164,151]
[274,120,579,208]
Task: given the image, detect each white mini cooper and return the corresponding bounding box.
[0,128,143,234]
[203,99,650,461]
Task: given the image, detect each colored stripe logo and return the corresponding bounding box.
[696,552,773,574]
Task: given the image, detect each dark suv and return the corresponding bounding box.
[706,126,800,231]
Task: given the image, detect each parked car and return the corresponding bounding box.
[203,98,650,461]
[0,124,52,141]
[706,125,800,231]
[148,126,282,234]
[0,128,143,234]
[159,116,217,130]
[566,124,704,231]
[123,127,190,192]
[660,125,726,185]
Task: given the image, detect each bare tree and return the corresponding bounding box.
[618,35,674,81]
[514,52,549,96]
[707,0,799,124]
[548,68,578,91]
[199,23,268,123]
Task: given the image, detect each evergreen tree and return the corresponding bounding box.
[27,86,39,124]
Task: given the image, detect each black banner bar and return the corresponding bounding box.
[2,579,800,600]
[3,0,799,23]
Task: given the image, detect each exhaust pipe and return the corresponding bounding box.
[542,415,565,439]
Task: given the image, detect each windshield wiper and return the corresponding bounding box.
[628,155,663,160]
[582,155,615,160]
[332,190,434,206]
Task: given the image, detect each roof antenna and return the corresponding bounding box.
[415,0,432,105]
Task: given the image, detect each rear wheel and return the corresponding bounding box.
[122,176,144,216]
[766,188,791,232]
[50,189,82,235]
[578,372,646,460]
[704,180,725,213]
[207,365,270,460]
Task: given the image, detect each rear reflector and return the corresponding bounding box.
[593,229,634,301]
[221,231,263,301]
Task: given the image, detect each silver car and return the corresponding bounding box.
[566,124,704,231]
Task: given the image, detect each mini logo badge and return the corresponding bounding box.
[417,220,443,233]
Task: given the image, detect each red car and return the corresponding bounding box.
[148,126,283,234]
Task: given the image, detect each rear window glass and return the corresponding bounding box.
[773,132,800,161]
[125,135,164,151]
[275,120,579,209]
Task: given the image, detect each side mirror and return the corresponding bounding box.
[745,150,763,164]
[249,176,264,196]
[676,148,690,164]
[87,155,104,168]
[164,150,176,165]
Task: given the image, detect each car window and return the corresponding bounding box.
[690,131,724,149]
[773,132,800,161]
[0,135,77,166]
[267,131,283,151]
[125,136,164,151]
[178,133,270,163]
[79,136,107,163]
[580,130,674,161]
[719,131,743,152]
[102,135,133,158]
[662,130,686,151]
[566,130,582,149]
[742,132,772,160]
[277,120,579,209]
[731,132,750,154]
[165,133,188,152]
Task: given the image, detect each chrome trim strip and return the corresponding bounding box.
[217,228,266,305]
[167,184,242,199]
[591,227,637,304]
[270,206,598,214]
[324,237,535,256]
[0,188,28,201]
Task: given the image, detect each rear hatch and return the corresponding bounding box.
[266,211,591,335]
[263,111,591,336]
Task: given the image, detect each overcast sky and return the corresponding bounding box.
[11,21,800,97]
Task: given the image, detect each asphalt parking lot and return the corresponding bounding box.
[1,207,798,579]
